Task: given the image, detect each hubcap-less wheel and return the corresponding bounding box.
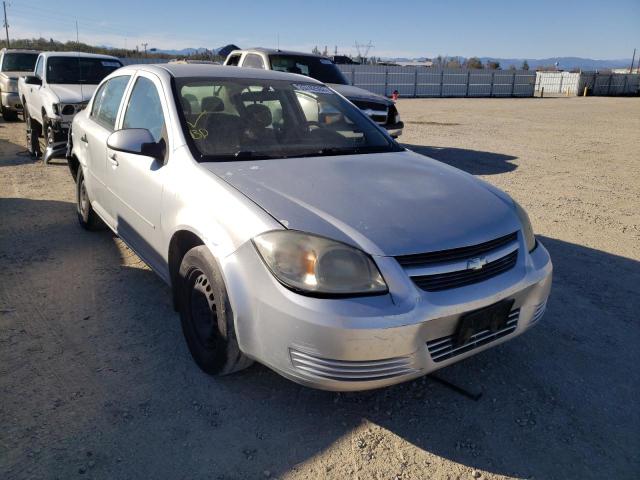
[188,270,220,351]
[79,177,90,221]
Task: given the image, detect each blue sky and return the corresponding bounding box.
[8,0,639,59]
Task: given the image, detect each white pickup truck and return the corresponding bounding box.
[224,48,403,138]
[0,48,40,121]
[19,51,122,162]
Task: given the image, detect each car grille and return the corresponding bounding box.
[351,100,388,125]
[427,308,520,362]
[289,349,418,382]
[396,232,519,292]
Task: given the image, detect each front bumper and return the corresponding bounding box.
[385,121,404,138]
[222,238,552,391]
[1,91,22,111]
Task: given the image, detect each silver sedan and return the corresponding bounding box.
[69,64,552,391]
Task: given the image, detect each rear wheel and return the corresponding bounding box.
[178,246,252,375]
[25,106,41,158]
[76,169,103,230]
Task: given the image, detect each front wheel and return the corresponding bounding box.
[177,246,252,375]
[25,106,41,158]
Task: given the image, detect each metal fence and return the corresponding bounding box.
[535,71,640,96]
[337,65,536,98]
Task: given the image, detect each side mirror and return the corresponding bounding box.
[24,75,42,86]
[107,129,165,161]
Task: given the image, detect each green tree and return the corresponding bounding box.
[521,60,530,71]
[465,57,483,69]
[486,61,501,70]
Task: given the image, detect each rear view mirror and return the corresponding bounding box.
[24,75,42,86]
[107,128,165,161]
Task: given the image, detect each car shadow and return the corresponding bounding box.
[1,197,638,479]
[403,143,518,175]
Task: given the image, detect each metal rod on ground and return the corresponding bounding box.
[429,374,483,401]
[2,1,9,48]
[541,86,544,98]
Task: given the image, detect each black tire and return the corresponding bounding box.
[76,168,104,230]
[25,106,41,158]
[178,246,252,375]
[1,106,17,121]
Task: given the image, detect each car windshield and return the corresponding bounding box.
[46,57,122,84]
[269,55,348,85]
[2,52,38,71]
[176,78,400,162]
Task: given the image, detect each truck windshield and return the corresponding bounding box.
[269,55,348,85]
[1,53,39,72]
[46,57,122,84]
[175,77,401,162]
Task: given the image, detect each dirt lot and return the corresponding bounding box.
[1,97,639,480]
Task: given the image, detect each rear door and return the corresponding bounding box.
[82,74,131,225]
[105,71,170,273]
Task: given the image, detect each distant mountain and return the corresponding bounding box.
[383,56,633,71]
[150,47,211,56]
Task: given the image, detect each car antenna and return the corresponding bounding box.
[429,374,483,401]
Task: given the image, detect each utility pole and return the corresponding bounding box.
[75,19,79,43]
[3,1,9,48]
[141,42,148,57]
[629,48,636,74]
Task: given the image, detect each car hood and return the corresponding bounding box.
[48,84,98,103]
[202,150,521,256]
[0,71,29,80]
[327,83,393,106]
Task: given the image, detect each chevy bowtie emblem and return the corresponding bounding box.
[467,257,488,271]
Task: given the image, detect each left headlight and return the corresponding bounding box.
[514,201,537,252]
[253,230,388,296]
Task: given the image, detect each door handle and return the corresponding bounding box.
[109,153,119,166]
[80,134,88,144]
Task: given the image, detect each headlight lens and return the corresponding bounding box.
[253,231,387,296]
[7,78,18,93]
[514,201,537,252]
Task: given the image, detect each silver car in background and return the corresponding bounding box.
[69,64,552,391]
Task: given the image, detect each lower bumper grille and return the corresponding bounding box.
[290,349,418,382]
[531,300,547,323]
[427,309,520,362]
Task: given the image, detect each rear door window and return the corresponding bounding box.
[243,54,265,69]
[90,75,131,130]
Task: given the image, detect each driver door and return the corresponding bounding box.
[106,71,170,274]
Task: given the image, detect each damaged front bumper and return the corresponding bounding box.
[43,119,70,164]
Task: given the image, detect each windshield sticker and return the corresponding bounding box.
[319,59,333,65]
[102,61,121,67]
[292,83,334,95]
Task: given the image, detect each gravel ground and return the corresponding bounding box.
[1,97,639,480]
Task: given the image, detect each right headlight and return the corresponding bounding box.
[253,230,387,296]
[514,201,537,252]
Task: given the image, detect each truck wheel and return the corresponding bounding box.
[25,107,42,158]
[177,246,252,375]
[76,168,103,230]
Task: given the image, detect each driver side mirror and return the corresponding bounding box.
[107,128,165,161]
[24,75,42,86]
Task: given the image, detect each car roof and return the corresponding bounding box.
[232,48,327,59]
[1,48,40,54]
[40,51,120,60]
[150,63,324,83]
